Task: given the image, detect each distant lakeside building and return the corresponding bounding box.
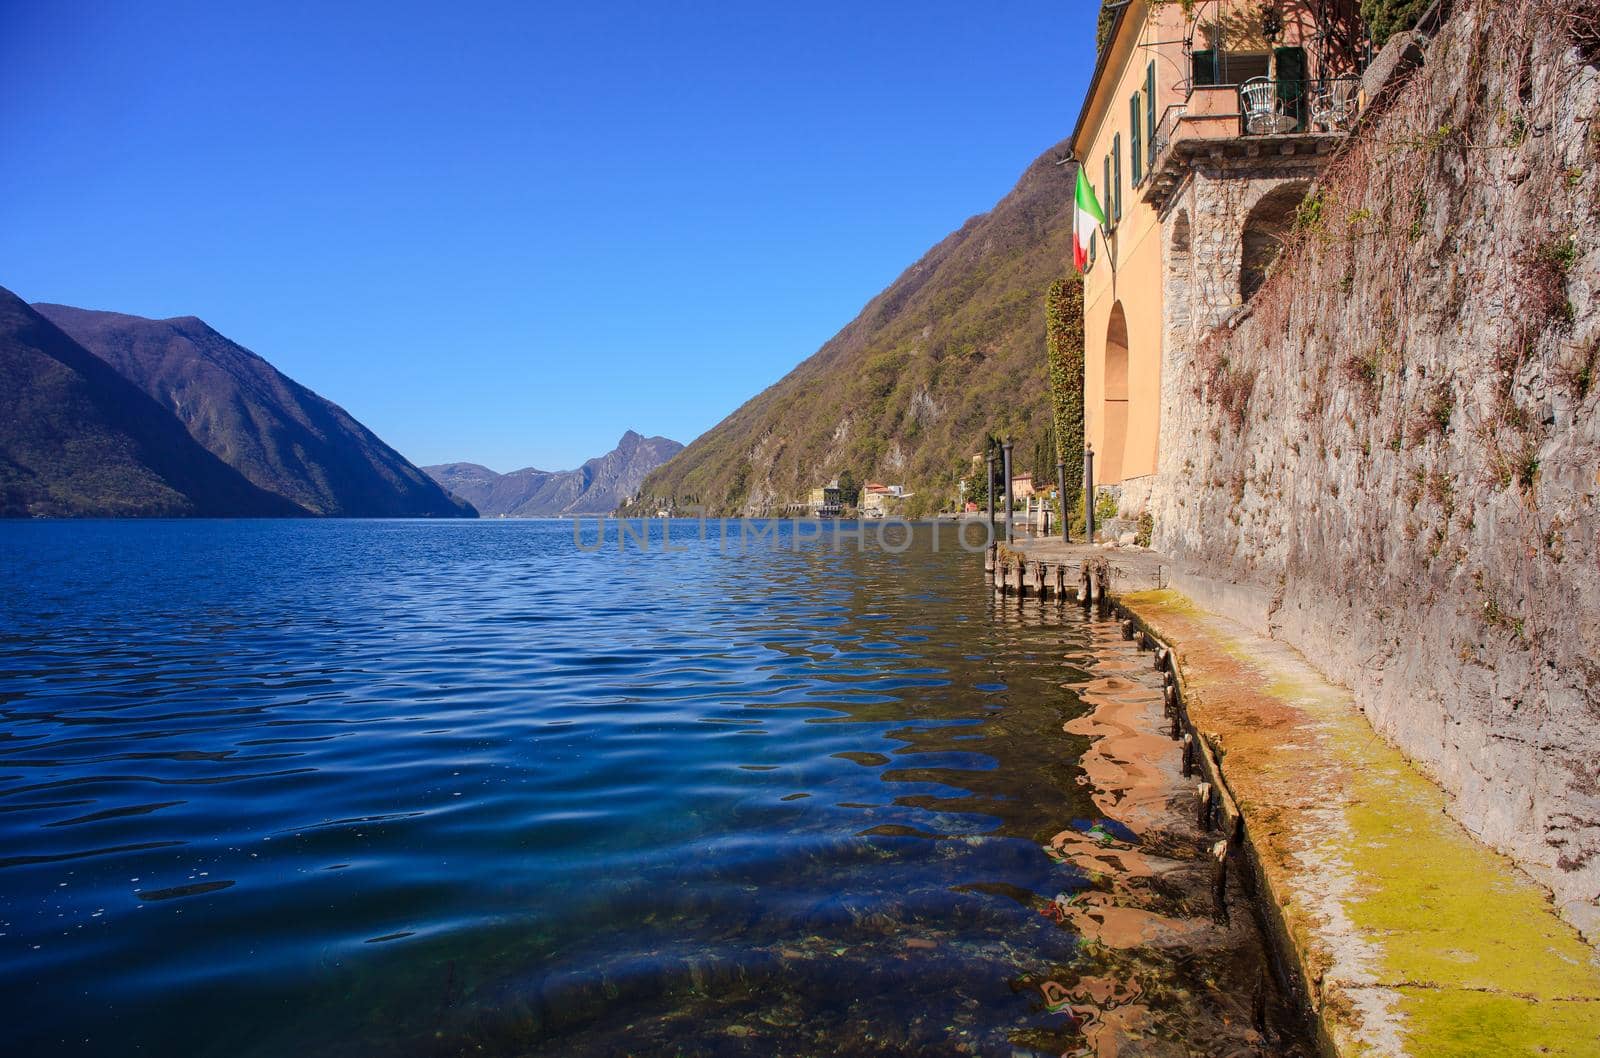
[861,481,912,518]
[807,481,843,517]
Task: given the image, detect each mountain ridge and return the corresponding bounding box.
[425,430,683,516]
[0,287,304,518]
[624,140,1075,516]
[34,303,474,518]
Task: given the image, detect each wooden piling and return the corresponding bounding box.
[1197,782,1213,830]
[1212,838,1230,922]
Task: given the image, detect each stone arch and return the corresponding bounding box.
[1102,302,1130,484]
[1239,181,1310,302]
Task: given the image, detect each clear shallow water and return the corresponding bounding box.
[0,520,1306,1056]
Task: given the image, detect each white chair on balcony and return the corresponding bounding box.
[1240,77,1278,134]
[1310,79,1358,132]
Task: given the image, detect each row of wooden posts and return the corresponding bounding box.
[983,545,1106,604]
[988,540,1250,926]
[1119,604,1306,1026]
[993,542,1299,1014]
[1114,603,1246,925]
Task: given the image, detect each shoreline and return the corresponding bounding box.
[988,537,1600,1055]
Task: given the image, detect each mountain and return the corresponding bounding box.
[0,287,301,518]
[33,303,475,518]
[624,141,1076,517]
[425,431,683,516]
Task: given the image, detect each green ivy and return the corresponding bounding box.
[1046,275,1086,526]
[1097,0,1118,53]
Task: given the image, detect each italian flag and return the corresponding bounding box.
[1073,166,1107,272]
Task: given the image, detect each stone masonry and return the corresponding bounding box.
[1146,0,1600,943]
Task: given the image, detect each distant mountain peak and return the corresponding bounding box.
[424,432,683,517]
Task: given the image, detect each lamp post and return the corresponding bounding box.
[1084,442,1096,544]
[1002,440,1014,544]
[1056,459,1069,542]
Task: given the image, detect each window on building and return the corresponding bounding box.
[1145,63,1157,167]
[1193,49,1273,86]
[1223,52,1271,83]
[1130,94,1143,185]
[1103,154,1113,229]
[1112,133,1122,221]
[1275,46,1309,130]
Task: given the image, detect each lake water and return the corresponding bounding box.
[0,520,1310,1056]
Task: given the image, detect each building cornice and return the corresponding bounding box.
[1070,0,1142,160]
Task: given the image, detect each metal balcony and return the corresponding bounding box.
[1141,77,1360,208]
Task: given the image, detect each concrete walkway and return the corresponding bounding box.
[1120,590,1600,1057]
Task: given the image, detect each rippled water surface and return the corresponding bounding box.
[1,520,1309,1056]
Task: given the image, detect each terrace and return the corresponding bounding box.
[1138,0,1368,208]
[1142,74,1361,208]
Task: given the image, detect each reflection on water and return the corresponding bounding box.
[0,520,1309,1056]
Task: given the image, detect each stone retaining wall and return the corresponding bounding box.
[1148,0,1600,941]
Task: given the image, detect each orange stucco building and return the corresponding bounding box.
[1072,0,1364,510]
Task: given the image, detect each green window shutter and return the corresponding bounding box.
[1104,154,1112,227]
[1275,47,1308,130]
[1113,133,1122,220]
[1191,49,1217,86]
[1130,94,1142,185]
[1146,62,1157,165]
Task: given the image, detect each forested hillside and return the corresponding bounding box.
[626,142,1079,517]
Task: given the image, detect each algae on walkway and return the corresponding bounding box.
[1121,589,1600,1058]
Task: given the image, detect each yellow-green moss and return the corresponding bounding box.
[1119,589,1600,1057]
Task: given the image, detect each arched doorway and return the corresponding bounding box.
[1240,182,1310,302]
[1102,302,1129,483]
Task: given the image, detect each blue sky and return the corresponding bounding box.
[1,1,1096,472]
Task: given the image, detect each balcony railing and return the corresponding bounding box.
[1141,75,1362,207]
[1152,102,1188,159]
[1238,76,1360,136]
